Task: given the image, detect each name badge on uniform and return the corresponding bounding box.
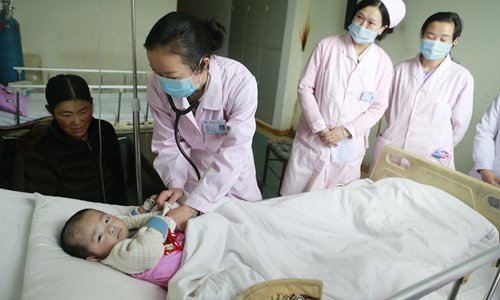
[202,119,228,134]
[360,91,375,103]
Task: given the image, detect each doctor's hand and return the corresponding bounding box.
[156,188,184,210]
[479,169,500,186]
[166,204,198,232]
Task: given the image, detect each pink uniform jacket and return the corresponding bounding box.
[148,55,262,212]
[281,35,393,195]
[469,94,500,179]
[373,55,474,170]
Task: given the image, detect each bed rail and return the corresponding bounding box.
[371,145,500,299]
[8,84,147,90]
[387,244,500,300]
[370,145,500,232]
[13,66,148,74]
[6,67,150,125]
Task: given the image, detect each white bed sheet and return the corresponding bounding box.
[0,92,150,127]
[169,178,499,300]
[1,177,498,300]
[0,189,35,300]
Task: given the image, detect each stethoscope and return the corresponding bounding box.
[166,94,201,181]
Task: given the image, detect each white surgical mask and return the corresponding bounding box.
[420,39,453,61]
[156,57,206,98]
[348,22,378,45]
[156,72,198,98]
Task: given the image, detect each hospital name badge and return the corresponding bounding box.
[360,91,375,103]
[202,119,228,134]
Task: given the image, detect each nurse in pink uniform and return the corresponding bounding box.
[372,12,474,170]
[144,12,262,230]
[281,0,406,195]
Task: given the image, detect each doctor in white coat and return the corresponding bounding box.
[281,0,406,195]
[372,12,474,170]
[469,94,500,185]
[145,12,262,230]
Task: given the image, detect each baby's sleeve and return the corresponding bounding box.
[100,216,172,274]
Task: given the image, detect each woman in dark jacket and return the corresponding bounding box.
[24,74,127,204]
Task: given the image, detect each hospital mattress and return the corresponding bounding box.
[1,146,499,300]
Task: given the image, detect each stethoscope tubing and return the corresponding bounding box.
[167,94,201,181]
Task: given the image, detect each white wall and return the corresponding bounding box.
[274,0,348,131]
[14,0,177,84]
[13,0,500,173]
[283,0,500,173]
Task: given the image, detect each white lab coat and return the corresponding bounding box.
[281,35,393,195]
[469,94,500,179]
[148,55,262,212]
[373,55,474,170]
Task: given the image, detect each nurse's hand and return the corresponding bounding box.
[319,127,346,146]
[166,204,198,232]
[319,128,337,146]
[479,169,500,186]
[156,188,184,209]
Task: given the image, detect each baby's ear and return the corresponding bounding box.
[86,256,101,262]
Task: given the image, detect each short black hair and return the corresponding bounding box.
[421,12,462,41]
[45,74,93,114]
[144,11,226,70]
[60,208,94,259]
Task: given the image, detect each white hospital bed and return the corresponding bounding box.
[1,146,499,300]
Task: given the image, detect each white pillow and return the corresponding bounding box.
[21,194,166,300]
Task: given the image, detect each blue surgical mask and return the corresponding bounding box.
[156,71,199,98]
[348,22,378,45]
[420,39,453,61]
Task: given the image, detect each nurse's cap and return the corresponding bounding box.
[380,0,406,28]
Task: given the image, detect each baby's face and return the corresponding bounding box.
[76,209,129,260]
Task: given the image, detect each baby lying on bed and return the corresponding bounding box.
[60,197,184,288]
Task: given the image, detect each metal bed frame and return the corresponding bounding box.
[372,145,500,299]
[8,66,149,125]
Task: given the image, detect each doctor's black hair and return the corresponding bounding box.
[144,11,226,71]
[45,74,93,114]
[349,0,392,41]
[420,12,462,41]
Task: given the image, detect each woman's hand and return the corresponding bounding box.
[166,204,198,232]
[479,169,500,186]
[318,127,348,146]
[156,188,184,210]
[318,128,335,146]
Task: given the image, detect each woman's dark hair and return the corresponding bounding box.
[420,12,462,40]
[60,208,94,259]
[45,74,92,113]
[349,0,392,41]
[144,11,226,70]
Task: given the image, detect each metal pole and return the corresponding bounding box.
[484,264,500,300]
[130,0,142,204]
[387,244,500,300]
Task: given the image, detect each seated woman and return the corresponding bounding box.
[24,74,127,204]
